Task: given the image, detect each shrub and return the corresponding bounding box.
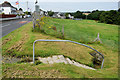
[35,61,42,65]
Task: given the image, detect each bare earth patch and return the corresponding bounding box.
[7,33,28,53]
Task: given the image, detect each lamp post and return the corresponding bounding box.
[35,0,38,4]
[27,1,28,12]
[33,0,39,29]
[35,0,39,12]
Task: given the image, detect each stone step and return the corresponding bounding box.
[36,55,96,70]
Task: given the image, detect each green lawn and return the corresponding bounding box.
[2,18,118,78]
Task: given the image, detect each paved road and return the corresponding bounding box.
[1,17,33,38]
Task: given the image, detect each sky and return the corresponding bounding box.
[0,0,120,3]
[0,0,119,12]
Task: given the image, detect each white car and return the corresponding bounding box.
[27,15,31,18]
[24,16,26,18]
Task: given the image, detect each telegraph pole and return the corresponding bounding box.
[18,0,19,10]
[27,1,28,11]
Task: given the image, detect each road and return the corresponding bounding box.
[1,17,33,38]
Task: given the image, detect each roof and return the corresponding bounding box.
[83,13,91,15]
[0,1,17,10]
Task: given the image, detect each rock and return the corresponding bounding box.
[47,57,54,64]
[52,56,61,63]
[38,57,48,64]
[42,58,48,64]
[30,62,33,64]
[58,55,64,60]
[58,55,68,64]
[66,58,73,64]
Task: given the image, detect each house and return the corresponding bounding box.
[0,1,17,14]
[68,14,74,19]
[83,13,90,16]
[40,9,44,15]
[59,13,66,19]
[39,9,48,16]
[119,1,120,9]
[17,8,24,15]
[44,12,48,16]
[52,12,64,18]
[52,12,59,18]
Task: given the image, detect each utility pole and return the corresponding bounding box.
[18,0,19,10]
[33,0,39,29]
[27,1,28,12]
[18,1,19,9]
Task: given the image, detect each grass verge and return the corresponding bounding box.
[2,19,118,78]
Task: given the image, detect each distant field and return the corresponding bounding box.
[2,18,118,78]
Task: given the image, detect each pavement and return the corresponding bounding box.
[0,16,20,21]
[1,17,33,38]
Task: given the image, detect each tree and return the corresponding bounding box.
[71,11,85,19]
[87,10,103,20]
[99,10,119,25]
[48,10,54,17]
[19,8,23,11]
[118,8,120,12]
[65,13,69,19]
[73,11,83,18]
[25,11,28,15]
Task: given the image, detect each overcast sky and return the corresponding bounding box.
[0,0,120,3]
[0,0,119,12]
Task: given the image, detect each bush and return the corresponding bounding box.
[33,16,65,39]
[1,12,5,15]
[35,61,42,65]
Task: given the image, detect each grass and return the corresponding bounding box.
[2,63,118,78]
[1,18,118,78]
[41,17,118,51]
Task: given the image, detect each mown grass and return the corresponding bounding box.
[2,18,118,78]
[41,17,118,51]
[2,63,118,78]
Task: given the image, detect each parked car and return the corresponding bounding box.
[27,15,31,18]
[23,15,27,18]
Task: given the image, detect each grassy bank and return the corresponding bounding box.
[40,17,118,51]
[2,18,118,78]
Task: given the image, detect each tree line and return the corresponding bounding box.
[87,9,120,25]
[47,9,120,25]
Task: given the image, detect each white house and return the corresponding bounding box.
[52,12,62,18]
[68,14,74,19]
[39,9,44,15]
[0,1,17,14]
